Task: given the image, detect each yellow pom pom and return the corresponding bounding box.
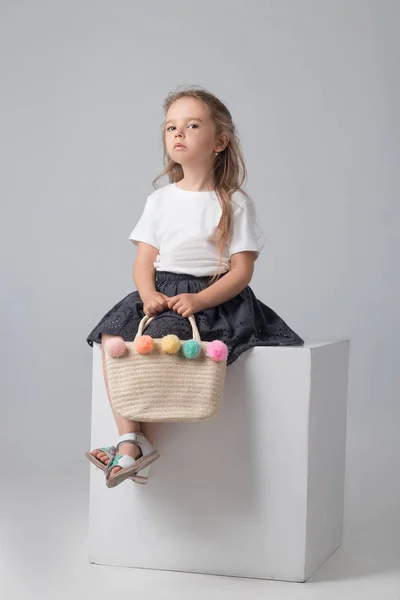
[161,334,181,354]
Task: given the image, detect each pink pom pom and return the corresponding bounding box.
[105,337,127,358]
[135,335,154,354]
[206,340,228,362]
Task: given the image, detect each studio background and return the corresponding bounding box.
[1,0,399,596]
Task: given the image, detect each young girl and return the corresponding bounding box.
[85,86,304,489]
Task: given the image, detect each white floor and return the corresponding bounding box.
[1,470,399,600]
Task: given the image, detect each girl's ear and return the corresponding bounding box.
[215,132,229,153]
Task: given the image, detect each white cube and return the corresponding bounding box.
[88,340,349,582]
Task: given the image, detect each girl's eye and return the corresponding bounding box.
[166,124,198,131]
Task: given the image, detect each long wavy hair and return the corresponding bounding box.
[152,85,251,284]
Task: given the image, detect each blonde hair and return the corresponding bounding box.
[152,85,251,284]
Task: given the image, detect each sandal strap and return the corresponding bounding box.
[116,432,146,454]
[116,432,155,458]
[104,448,137,481]
[117,432,144,447]
[100,446,114,453]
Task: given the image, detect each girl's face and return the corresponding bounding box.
[165,97,220,166]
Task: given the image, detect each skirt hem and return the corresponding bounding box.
[85,271,304,364]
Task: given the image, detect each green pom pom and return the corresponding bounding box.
[182,339,201,359]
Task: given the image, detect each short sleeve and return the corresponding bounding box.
[228,195,266,260]
[128,195,159,249]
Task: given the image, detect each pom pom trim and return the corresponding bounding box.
[131,335,228,362]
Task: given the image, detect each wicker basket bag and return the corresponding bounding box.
[104,313,228,422]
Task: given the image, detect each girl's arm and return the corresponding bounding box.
[196,251,255,310]
[133,242,158,298]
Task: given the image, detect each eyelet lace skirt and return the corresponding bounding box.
[86,270,304,366]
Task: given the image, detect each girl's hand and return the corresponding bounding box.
[167,293,205,318]
[141,291,170,317]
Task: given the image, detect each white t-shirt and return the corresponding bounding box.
[128,182,265,277]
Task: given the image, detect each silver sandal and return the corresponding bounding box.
[85,432,159,486]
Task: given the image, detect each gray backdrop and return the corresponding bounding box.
[1,0,399,560]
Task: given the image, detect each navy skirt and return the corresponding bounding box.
[86,270,304,366]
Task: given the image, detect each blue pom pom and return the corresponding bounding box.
[182,339,201,359]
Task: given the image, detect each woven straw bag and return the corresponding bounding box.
[104,313,228,422]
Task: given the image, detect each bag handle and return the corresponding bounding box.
[134,313,201,343]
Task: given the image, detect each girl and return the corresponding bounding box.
[85,86,304,489]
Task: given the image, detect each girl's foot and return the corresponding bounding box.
[87,433,160,487]
[91,441,141,477]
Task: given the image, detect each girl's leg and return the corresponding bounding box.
[91,333,142,477]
